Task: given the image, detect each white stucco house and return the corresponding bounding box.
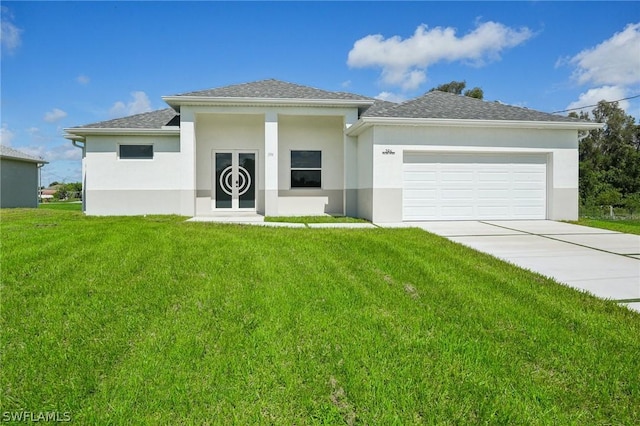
[64,79,601,222]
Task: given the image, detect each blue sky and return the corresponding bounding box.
[1,1,639,186]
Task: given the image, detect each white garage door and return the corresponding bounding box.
[403,153,547,221]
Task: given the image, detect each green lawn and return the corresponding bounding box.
[1,209,639,424]
[571,218,640,235]
[38,202,83,211]
[265,215,369,224]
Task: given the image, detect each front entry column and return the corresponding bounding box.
[264,111,279,216]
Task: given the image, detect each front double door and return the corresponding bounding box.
[213,151,256,210]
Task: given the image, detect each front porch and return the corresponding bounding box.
[187,109,359,218]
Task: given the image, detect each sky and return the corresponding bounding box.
[1,1,639,186]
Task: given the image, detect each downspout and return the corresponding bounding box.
[71,139,86,211]
[71,139,85,155]
[37,162,45,204]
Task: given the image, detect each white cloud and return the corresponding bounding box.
[568,23,640,87]
[109,91,152,117]
[375,91,407,103]
[347,21,533,91]
[43,108,68,123]
[562,23,640,117]
[76,74,90,85]
[566,85,629,115]
[1,123,15,146]
[19,143,81,162]
[0,6,22,55]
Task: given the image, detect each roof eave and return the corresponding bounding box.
[0,155,48,164]
[346,117,604,136]
[162,96,374,111]
[64,128,181,138]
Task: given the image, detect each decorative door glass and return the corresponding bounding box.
[238,153,255,209]
[214,151,256,210]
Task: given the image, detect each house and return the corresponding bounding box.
[64,79,601,222]
[0,145,48,208]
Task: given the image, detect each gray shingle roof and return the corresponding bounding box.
[0,145,47,163]
[362,91,583,123]
[76,108,179,129]
[174,79,373,101]
[70,81,586,131]
[361,99,399,117]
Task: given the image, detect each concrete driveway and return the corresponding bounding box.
[387,220,640,313]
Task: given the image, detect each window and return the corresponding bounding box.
[119,144,153,159]
[291,150,321,188]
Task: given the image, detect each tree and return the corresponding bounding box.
[463,87,484,99]
[430,80,484,99]
[53,182,83,200]
[576,101,640,207]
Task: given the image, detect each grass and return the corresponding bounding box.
[38,202,83,211]
[570,218,640,235]
[265,215,369,224]
[1,209,639,424]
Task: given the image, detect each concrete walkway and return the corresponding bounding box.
[386,220,640,313]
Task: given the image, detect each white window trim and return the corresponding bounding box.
[118,143,155,160]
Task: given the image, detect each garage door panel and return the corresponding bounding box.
[441,189,474,200]
[404,189,436,200]
[478,189,510,199]
[441,206,474,217]
[404,170,436,180]
[441,172,473,182]
[402,153,546,221]
[513,189,545,199]
[478,172,510,182]
[404,198,436,208]
[404,206,437,219]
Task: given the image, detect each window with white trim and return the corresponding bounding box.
[119,144,153,159]
[291,150,321,188]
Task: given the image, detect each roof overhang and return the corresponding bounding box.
[64,127,181,141]
[346,116,605,136]
[162,96,374,112]
[0,155,48,164]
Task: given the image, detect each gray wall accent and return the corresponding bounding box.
[344,189,358,217]
[372,188,403,222]
[549,188,579,220]
[85,190,194,216]
[1,159,38,208]
[277,189,344,216]
[356,188,373,221]
[196,189,211,197]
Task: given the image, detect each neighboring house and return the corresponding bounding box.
[0,145,48,208]
[64,79,601,222]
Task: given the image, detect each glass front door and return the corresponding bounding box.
[214,151,256,210]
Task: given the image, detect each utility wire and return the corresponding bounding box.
[552,94,640,114]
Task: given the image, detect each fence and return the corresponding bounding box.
[579,205,639,220]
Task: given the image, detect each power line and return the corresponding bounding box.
[551,94,640,114]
